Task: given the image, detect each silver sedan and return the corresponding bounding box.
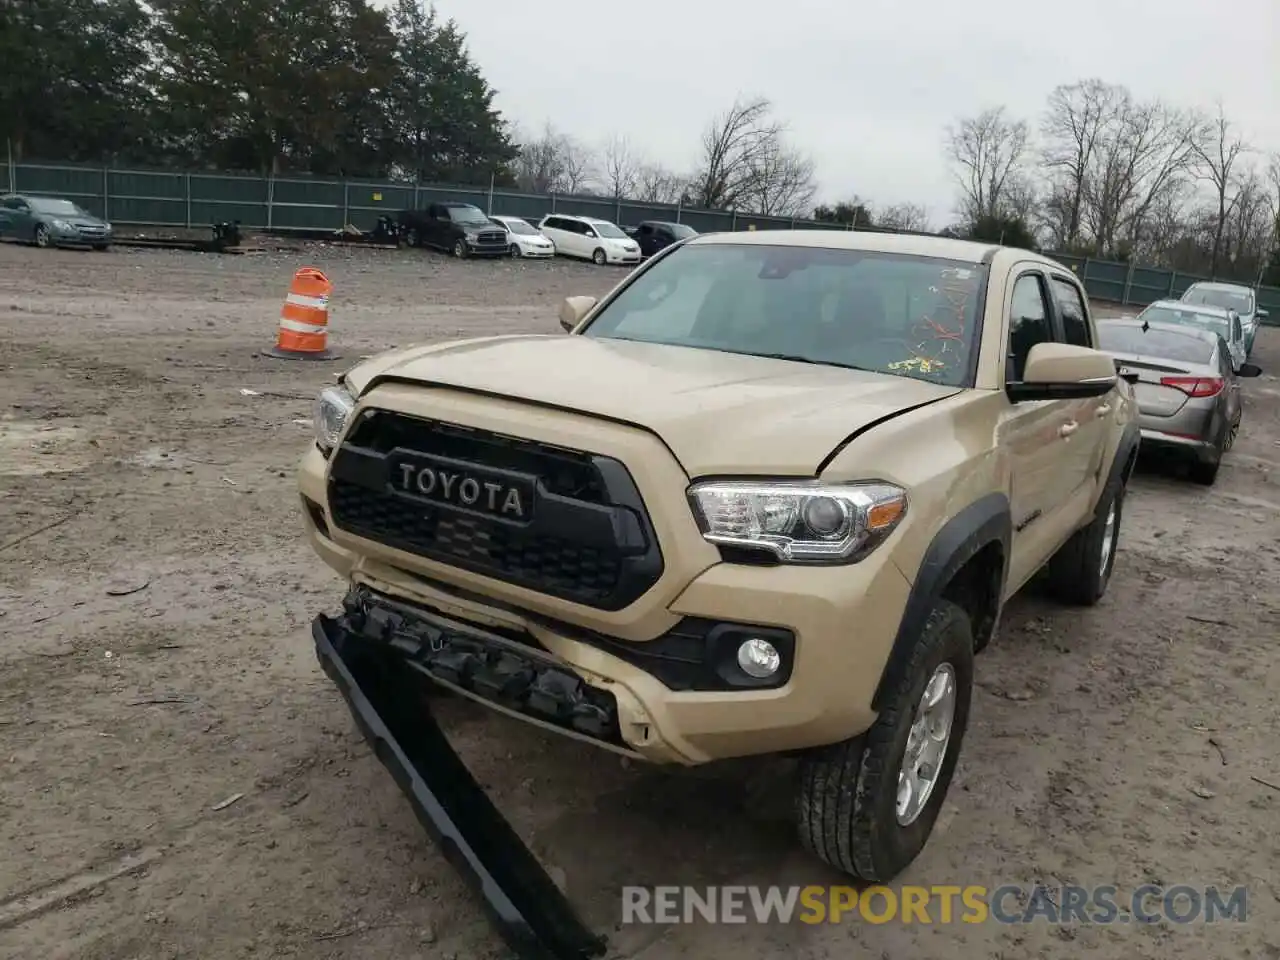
[1095,318,1262,486]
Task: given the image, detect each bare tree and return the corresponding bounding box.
[634,163,686,205]
[599,134,641,199]
[1080,92,1199,256]
[1040,79,1119,247]
[1190,103,1249,276]
[944,106,1030,224]
[877,202,931,232]
[1222,167,1273,276]
[689,95,785,210]
[741,138,817,216]
[559,135,596,194]
[512,121,568,194]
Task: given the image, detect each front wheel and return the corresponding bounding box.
[592,247,607,265]
[509,243,521,259]
[795,599,973,882]
[404,227,420,248]
[453,238,468,259]
[33,224,50,248]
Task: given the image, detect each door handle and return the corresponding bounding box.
[1096,404,1111,415]
[1059,420,1079,438]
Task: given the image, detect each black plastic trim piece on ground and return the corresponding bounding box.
[312,614,608,960]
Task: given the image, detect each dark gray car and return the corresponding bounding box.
[0,194,113,249]
[1096,318,1261,485]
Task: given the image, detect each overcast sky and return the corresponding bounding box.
[431,0,1279,226]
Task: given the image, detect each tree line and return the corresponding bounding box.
[1,0,516,181]
[941,81,1280,283]
[2,2,1277,281]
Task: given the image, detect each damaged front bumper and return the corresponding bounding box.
[312,600,608,960]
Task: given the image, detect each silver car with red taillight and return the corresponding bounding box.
[1095,318,1262,486]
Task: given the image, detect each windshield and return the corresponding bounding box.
[581,243,987,387]
[499,218,538,235]
[1184,286,1253,315]
[1096,324,1214,365]
[592,222,628,239]
[449,206,490,224]
[668,223,697,239]
[1139,305,1229,341]
[30,198,86,217]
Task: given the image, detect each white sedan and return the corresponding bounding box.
[490,216,555,259]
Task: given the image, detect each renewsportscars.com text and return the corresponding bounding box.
[621,884,1248,926]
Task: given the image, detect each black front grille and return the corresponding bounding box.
[477,231,506,244]
[330,480,623,599]
[327,410,664,610]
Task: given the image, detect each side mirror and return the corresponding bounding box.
[584,229,596,238]
[558,295,597,333]
[1238,362,1263,378]
[1257,309,1269,319]
[1007,343,1117,402]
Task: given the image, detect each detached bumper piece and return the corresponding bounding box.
[334,586,624,747]
[313,613,608,960]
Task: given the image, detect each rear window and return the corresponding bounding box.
[1183,286,1254,315]
[1096,324,1214,365]
[1137,305,1228,341]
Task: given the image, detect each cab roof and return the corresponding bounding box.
[685,229,1008,265]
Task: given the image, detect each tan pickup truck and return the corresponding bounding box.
[299,230,1138,884]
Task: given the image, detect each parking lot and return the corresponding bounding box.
[2,240,1279,960]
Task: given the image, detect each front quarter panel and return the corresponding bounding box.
[819,389,1009,595]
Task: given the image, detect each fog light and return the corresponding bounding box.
[736,637,781,679]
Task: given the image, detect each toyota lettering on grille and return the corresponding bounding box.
[389,452,535,521]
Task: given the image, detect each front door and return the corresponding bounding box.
[1047,272,1113,497]
[1000,269,1078,592]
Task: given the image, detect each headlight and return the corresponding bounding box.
[687,480,907,563]
[52,219,71,230]
[313,382,356,454]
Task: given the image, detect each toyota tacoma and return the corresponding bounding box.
[297,231,1139,947]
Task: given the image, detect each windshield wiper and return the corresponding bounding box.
[741,351,873,372]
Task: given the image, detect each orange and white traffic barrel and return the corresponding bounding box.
[266,267,339,360]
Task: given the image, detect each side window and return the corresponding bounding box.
[1232,316,1242,342]
[1007,273,1056,382]
[1216,339,1232,377]
[639,223,654,236]
[543,217,564,231]
[1050,276,1092,347]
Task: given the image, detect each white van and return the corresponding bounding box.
[537,214,641,265]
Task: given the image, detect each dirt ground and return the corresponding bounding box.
[1,239,1278,960]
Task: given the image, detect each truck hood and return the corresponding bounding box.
[344,335,961,476]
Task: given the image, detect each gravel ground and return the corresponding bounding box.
[1,239,1279,960]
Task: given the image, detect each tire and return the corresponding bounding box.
[592,247,607,265]
[453,238,468,259]
[1224,416,1240,452]
[33,224,50,248]
[509,243,521,259]
[795,599,973,882]
[404,227,420,248]
[1188,453,1221,486]
[1045,472,1124,605]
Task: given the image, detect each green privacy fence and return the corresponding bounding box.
[4,159,1278,318]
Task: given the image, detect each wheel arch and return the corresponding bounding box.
[872,492,1011,711]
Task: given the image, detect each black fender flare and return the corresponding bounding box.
[872,492,1011,711]
[1105,419,1141,501]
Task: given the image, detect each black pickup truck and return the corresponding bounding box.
[623,220,698,258]
[397,201,509,258]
